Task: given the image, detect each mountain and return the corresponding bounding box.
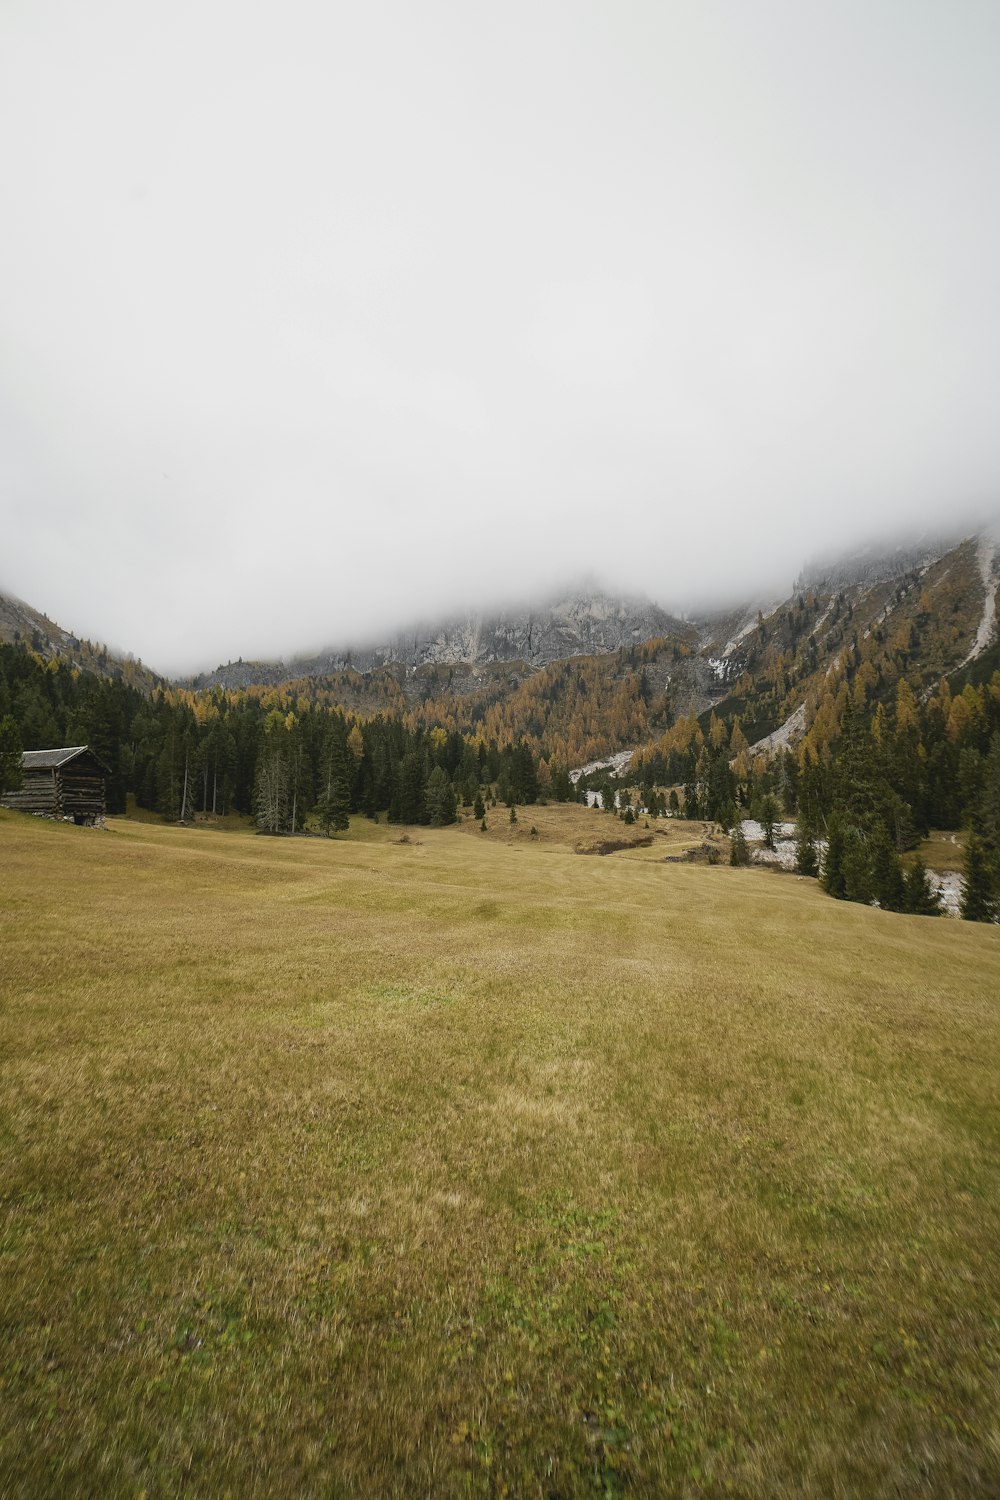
[670,523,1000,755]
[0,589,92,658]
[179,524,998,767]
[0,588,163,692]
[3,524,998,770]
[187,588,687,691]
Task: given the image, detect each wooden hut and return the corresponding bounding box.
[1,746,108,823]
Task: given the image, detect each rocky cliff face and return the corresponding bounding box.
[0,590,78,657]
[0,589,162,689]
[794,532,959,594]
[191,591,687,689]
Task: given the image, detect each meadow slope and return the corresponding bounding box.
[1,809,998,1497]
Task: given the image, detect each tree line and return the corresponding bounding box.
[625,672,1000,920]
[0,644,562,833]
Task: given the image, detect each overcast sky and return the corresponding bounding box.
[2,1,999,672]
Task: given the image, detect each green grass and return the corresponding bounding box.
[909,829,968,875]
[1,807,999,1497]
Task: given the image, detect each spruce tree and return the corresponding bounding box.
[157,738,181,821]
[822,816,847,899]
[960,835,998,923]
[841,826,874,905]
[729,822,750,866]
[794,822,818,876]
[424,766,457,827]
[759,793,781,850]
[396,751,426,824]
[473,790,485,820]
[0,714,23,797]
[870,826,906,911]
[317,774,350,836]
[903,857,942,916]
[979,731,1000,856]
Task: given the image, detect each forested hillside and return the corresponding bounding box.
[2,529,999,913]
[0,589,161,693]
[0,644,561,832]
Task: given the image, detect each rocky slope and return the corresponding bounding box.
[4,523,998,767]
[188,590,687,690]
[0,589,162,690]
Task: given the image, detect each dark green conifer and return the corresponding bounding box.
[317,775,350,835]
[794,822,818,876]
[870,825,906,911]
[903,856,941,916]
[822,816,847,899]
[729,822,750,866]
[960,834,998,923]
[424,766,457,827]
[759,793,781,851]
[0,714,23,797]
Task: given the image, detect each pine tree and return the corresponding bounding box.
[794,822,818,876]
[156,738,181,821]
[759,793,781,850]
[841,826,874,905]
[822,816,847,899]
[870,826,906,911]
[0,714,23,797]
[316,774,350,836]
[473,790,485,820]
[254,750,292,833]
[960,835,998,923]
[798,742,827,830]
[979,731,1000,855]
[424,766,457,827]
[729,822,750,866]
[903,857,942,916]
[395,751,426,824]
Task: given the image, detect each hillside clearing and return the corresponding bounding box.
[1,808,998,1497]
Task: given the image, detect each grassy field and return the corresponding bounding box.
[909,830,969,876]
[1,807,998,1498]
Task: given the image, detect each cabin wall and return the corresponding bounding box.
[1,768,61,814]
[1,764,106,820]
[60,770,106,819]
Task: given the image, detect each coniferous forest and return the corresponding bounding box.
[2,640,998,916]
[0,643,561,832]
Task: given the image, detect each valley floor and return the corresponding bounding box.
[1,808,998,1497]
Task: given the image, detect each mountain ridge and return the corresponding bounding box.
[2,523,998,772]
[185,588,688,691]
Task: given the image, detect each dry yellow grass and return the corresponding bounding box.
[1,806,998,1497]
[456,802,717,860]
[908,829,969,875]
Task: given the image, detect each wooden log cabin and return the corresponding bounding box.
[1,746,108,823]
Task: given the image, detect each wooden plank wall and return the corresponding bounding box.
[1,766,106,820]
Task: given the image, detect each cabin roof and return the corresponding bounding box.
[22,746,93,770]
